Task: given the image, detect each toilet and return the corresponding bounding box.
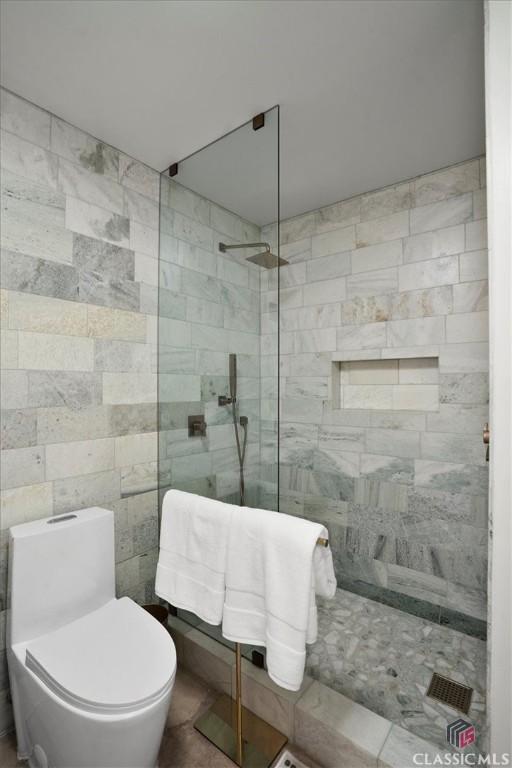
[7,507,176,768]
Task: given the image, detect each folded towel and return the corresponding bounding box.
[155,489,233,625]
[222,506,336,691]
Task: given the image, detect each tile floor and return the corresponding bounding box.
[0,669,319,768]
[307,589,487,752]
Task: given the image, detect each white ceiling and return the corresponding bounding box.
[0,0,485,224]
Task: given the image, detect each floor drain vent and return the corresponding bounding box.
[427,673,473,714]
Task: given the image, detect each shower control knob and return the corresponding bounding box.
[188,415,207,437]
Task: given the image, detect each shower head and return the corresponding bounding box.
[246,250,288,269]
[218,241,289,269]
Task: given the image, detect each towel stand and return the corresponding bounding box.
[191,535,329,767]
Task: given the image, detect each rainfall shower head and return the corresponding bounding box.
[218,241,289,269]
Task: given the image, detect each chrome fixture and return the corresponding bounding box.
[218,241,289,269]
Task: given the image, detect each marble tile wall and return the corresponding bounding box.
[0,88,161,733]
[261,157,489,627]
[157,177,276,509]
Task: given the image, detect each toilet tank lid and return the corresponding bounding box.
[10,507,112,539]
[24,597,176,714]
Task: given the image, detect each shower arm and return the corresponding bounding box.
[218,241,271,254]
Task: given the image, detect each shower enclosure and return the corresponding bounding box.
[158,110,489,754]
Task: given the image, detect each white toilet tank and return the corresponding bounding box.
[8,507,115,646]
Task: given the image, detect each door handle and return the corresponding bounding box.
[483,423,490,462]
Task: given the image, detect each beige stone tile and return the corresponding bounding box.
[446,311,488,344]
[8,292,87,335]
[0,289,9,323]
[87,305,146,342]
[459,249,487,282]
[0,446,45,489]
[18,331,94,371]
[0,481,53,530]
[0,330,18,368]
[311,224,355,258]
[392,384,439,411]
[235,659,313,738]
[45,437,115,481]
[181,629,234,696]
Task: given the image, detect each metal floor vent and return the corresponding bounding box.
[427,672,473,714]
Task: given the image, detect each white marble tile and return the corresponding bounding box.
[446,311,488,343]
[311,224,356,258]
[289,353,332,377]
[65,196,129,247]
[285,377,329,399]
[295,328,336,353]
[173,211,213,251]
[439,342,489,373]
[281,397,324,424]
[280,237,312,263]
[306,250,351,281]
[398,256,458,292]
[453,280,489,312]
[187,296,224,327]
[473,187,487,220]
[1,89,51,148]
[344,385,394,410]
[1,129,58,189]
[58,158,124,214]
[217,255,249,287]
[294,681,392,767]
[102,372,157,404]
[303,276,346,305]
[351,240,403,274]
[347,267,398,299]
[390,285,453,320]
[0,369,28,409]
[420,432,484,465]
[118,153,159,200]
[318,425,366,452]
[123,187,159,229]
[392,384,439,411]
[410,193,472,234]
[0,446,45,490]
[281,304,340,332]
[465,219,487,251]
[51,118,118,179]
[166,179,210,225]
[426,403,489,434]
[381,345,439,360]
[366,427,421,458]
[356,211,409,248]
[114,432,158,467]
[313,447,360,476]
[412,160,480,207]
[1,195,73,264]
[378,724,441,768]
[360,183,412,222]
[459,249,488,282]
[398,358,438,384]
[387,317,445,347]
[315,196,361,232]
[337,322,387,351]
[347,360,398,385]
[403,225,464,264]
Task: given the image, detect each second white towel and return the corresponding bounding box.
[222,505,336,691]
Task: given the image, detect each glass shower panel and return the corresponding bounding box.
[158,109,279,648]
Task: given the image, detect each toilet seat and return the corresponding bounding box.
[25,597,176,715]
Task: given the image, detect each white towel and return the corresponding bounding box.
[155,489,233,625]
[222,506,336,691]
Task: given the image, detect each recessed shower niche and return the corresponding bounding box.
[331,353,440,411]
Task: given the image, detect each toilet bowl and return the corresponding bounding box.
[7,507,176,768]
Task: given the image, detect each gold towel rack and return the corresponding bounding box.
[194,534,329,766]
